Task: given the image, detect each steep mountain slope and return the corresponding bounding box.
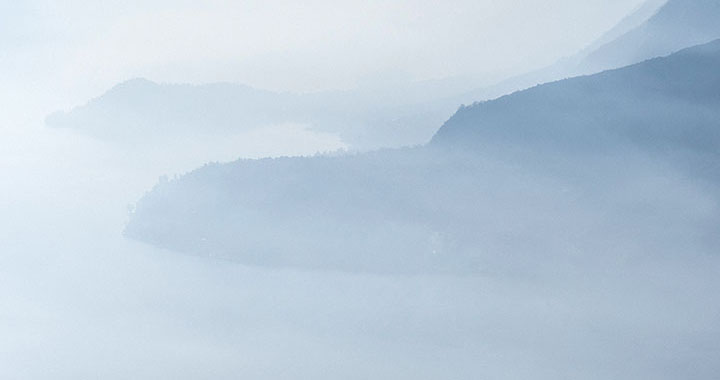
[434,39,720,156]
[48,1,719,152]
[579,0,668,57]
[458,0,720,107]
[580,0,720,73]
[125,40,720,273]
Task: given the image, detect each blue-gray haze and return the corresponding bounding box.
[2,0,719,379]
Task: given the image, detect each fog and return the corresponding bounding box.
[5,129,718,378]
[3,0,720,379]
[2,0,643,104]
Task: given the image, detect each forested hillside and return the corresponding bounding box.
[125,40,720,273]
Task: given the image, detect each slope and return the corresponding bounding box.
[579,0,720,73]
[433,39,720,156]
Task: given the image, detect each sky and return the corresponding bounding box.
[4,2,720,379]
[1,0,645,117]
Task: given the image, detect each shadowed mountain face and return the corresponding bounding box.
[435,40,720,156]
[125,40,720,273]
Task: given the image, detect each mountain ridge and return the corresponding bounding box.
[579,0,720,72]
[456,0,720,108]
[124,39,720,273]
[433,38,720,155]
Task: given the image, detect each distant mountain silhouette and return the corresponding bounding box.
[457,0,720,106]
[433,39,720,156]
[48,0,719,152]
[580,0,720,73]
[46,77,471,149]
[125,40,720,273]
[46,79,296,141]
[578,0,668,58]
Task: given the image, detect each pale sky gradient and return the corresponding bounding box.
[2,0,645,119]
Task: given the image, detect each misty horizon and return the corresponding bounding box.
[3,0,720,379]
